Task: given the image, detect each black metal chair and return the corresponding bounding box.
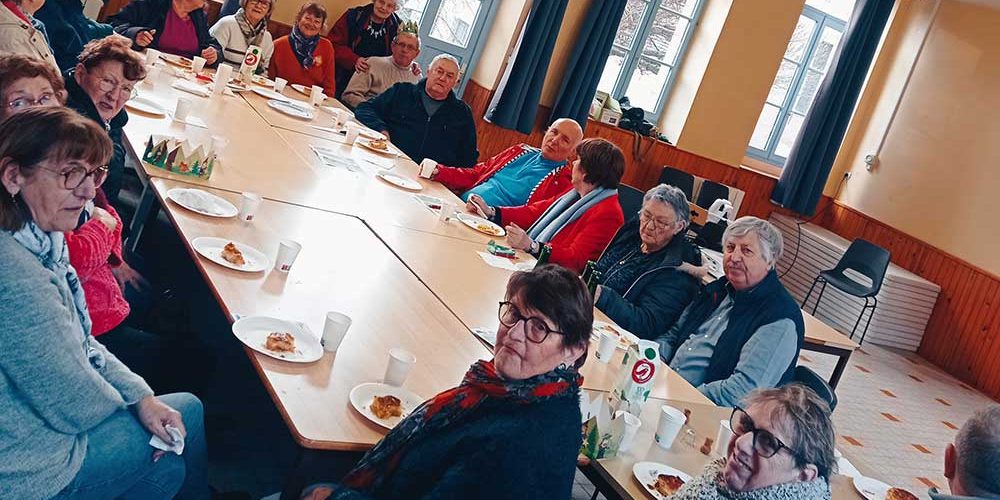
[695,180,730,209]
[658,166,694,199]
[617,184,644,221]
[801,239,891,346]
[793,366,838,412]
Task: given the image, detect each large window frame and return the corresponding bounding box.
[747,4,846,167]
[599,0,706,122]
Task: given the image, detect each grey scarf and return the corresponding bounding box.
[235,8,267,46]
[670,459,831,500]
[526,187,617,244]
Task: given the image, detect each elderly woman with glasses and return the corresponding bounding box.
[303,265,592,500]
[269,2,337,97]
[671,384,836,499]
[0,54,66,120]
[210,0,275,72]
[0,107,208,499]
[591,184,703,340]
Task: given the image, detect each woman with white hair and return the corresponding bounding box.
[591,184,703,339]
[209,0,274,72]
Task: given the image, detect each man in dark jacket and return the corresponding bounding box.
[354,53,478,167]
[33,0,114,71]
[655,216,804,407]
[108,0,222,66]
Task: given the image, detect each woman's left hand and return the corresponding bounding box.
[410,61,421,77]
[201,47,218,64]
[355,57,370,72]
[113,262,151,293]
[505,223,533,252]
[136,395,185,444]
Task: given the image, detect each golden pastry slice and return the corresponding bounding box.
[370,395,403,419]
[265,332,296,353]
[221,242,246,266]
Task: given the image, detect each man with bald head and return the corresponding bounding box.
[354,53,478,167]
[931,405,1000,499]
[429,118,583,207]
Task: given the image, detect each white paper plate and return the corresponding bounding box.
[251,75,274,87]
[349,382,423,430]
[159,53,192,68]
[291,83,311,95]
[125,96,167,116]
[267,99,314,120]
[227,81,250,92]
[592,321,640,350]
[232,316,323,363]
[376,171,422,191]
[356,138,399,156]
[252,87,287,100]
[456,213,506,237]
[167,188,237,218]
[192,237,269,272]
[852,476,892,500]
[633,462,693,499]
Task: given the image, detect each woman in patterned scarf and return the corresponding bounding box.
[671,384,836,500]
[269,2,336,96]
[303,264,593,499]
[210,0,275,73]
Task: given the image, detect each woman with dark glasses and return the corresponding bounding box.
[670,384,836,499]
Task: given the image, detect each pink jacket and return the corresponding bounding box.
[65,203,129,336]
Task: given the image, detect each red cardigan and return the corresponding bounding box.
[499,193,625,273]
[434,144,574,198]
[268,36,337,97]
[65,202,129,336]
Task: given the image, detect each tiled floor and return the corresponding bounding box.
[571,343,997,500]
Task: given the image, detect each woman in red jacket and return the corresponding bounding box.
[469,138,626,273]
[269,2,336,97]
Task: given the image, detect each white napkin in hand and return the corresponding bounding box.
[149,424,185,455]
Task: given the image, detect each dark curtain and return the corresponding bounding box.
[485,0,568,133]
[771,0,895,215]
[549,0,628,126]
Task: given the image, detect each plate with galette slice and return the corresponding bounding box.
[633,462,692,499]
[231,316,323,363]
[192,237,269,272]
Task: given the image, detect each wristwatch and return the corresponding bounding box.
[530,240,540,254]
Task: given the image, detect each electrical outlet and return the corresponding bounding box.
[844,171,853,180]
[864,154,878,171]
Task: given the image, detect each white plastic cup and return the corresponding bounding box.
[615,410,642,453]
[383,347,416,387]
[321,311,352,352]
[344,123,360,144]
[145,65,161,90]
[238,192,261,222]
[174,98,192,121]
[328,108,345,128]
[654,405,687,449]
[213,64,232,96]
[191,56,206,73]
[145,48,161,66]
[273,77,287,92]
[437,202,455,223]
[595,330,616,363]
[715,419,734,457]
[274,239,302,272]
[310,85,324,106]
[418,158,437,179]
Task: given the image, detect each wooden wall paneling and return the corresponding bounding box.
[966,280,999,384]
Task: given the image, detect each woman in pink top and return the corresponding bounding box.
[109,0,222,64]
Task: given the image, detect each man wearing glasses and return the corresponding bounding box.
[340,29,420,109]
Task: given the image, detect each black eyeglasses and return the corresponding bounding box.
[36,164,109,190]
[497,301,564,344]
[729,406,802,460]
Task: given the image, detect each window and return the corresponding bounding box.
[747,1,854,167]
[596,0,705,120]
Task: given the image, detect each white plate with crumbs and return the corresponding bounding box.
[192,237,269,272]
[852,476,898,500]
[455,213,506,237]
[252,87,286,101]
[167,188,237,218]
[349,382,423,430]
[232,316,322,363]
[267,99,315,120]
[592,321,640,350]
[633,462,692,499]
[376,171,422,191]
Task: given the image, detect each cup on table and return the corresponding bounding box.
[437,202,455,223]
[238,192,261,222]
[191,56,207,74]
[273,77,287,92]
[595,330,616,363]
[654,405,687,449]
[328,108,345,128]
[418,158,437,179]
[614,410,642,453]
[310,85,324,106]
[145,48,160,66]
[344,123,360,144]
[321,311,352,352]
[213,64,232,96]
[715,419,734,457]
[145,65,161,90]
[173,98,192,122]
[274,239,302,272]
[383,347,416,387]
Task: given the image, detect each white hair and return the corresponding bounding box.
[722,216,784,267]
[430,53,460,72]
[643,184,690,228]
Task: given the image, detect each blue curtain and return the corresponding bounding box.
[771,0,895,215]
[549,0,627,126]
[485,0,568,133]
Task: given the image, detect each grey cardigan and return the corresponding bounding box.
[0,230,153,499]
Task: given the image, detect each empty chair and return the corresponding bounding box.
[658,166,694,199]
[695,180,730,209]
[617,184,644,222]
[693,220,726,252]
[801,239,891,346]
[793,366,838,411]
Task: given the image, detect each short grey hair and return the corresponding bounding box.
[956,406,1000,496]
[429,53,460,72]
[393,31,421,48]
[643,184,690,228]
[722,216,783,267]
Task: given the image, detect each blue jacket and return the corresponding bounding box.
[332,391,582,499]
[594,218,702,340]
[108,0,221,64]
[657,270,804,386]
[33,0,114,70]
[354,79,479,167]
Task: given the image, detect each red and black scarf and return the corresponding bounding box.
[341,359,582,492]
